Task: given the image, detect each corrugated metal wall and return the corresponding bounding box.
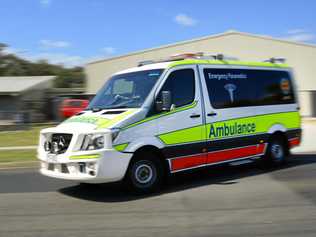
[85,32,316,117]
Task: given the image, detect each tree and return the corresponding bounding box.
[0,43,7,55]
[0,43,85,88]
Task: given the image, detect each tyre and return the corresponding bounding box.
[125,151,164,193]
[262,135,288,167]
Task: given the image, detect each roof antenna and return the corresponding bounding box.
[264,57,286,64]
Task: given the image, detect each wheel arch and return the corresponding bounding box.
[129,145,170,174]
[267,124,287,134]
[124,136,165,153]
[267,127,290,155]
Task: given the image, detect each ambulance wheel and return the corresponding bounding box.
[125,151,164,193]
[262,135,288,167]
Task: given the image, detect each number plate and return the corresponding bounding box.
[47,153,57,163]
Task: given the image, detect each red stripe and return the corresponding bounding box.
[257,143,266,153]
[171,154,206,171]
[171,144,267,171]
[207,145,259,164]
[289,137,300,148]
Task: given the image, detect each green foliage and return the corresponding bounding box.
[0,44,85,88]
[0,125,50,147]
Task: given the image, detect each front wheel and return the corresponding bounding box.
[125,151,164,193]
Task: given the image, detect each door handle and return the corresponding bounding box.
[190,114,201,118]
[207,112,217,117]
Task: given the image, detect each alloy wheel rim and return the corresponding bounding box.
[271,143,284,162]
[135,164,154,184]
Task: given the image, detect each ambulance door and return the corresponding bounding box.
[199,65,258,165]
[156,65,206,172]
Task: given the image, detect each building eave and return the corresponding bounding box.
[86,30,316,66]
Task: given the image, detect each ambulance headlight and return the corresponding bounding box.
[80,134,105,151]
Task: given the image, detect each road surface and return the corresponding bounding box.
[0,154,316,237]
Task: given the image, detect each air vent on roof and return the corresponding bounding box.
[102,110,126,115]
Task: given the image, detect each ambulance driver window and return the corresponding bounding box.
[203,69,256,109]
[159,69,195,107]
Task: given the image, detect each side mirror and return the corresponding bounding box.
[156,91,172,112]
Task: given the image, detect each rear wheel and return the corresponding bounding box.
[125,151,164,193]
[262,135,288,167]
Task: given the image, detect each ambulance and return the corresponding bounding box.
[38,53,302,192]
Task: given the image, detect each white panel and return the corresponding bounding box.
[156,65,204,144]
[298,91,313,117]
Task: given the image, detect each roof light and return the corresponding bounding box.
[137,52,205,66]
[169,52,204,60]
[137,52,240,66]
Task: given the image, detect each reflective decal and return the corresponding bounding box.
[158,111,300,145]
[224,83,237,103]
[113,143,129,152]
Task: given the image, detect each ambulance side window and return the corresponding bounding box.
[203,68,295,109]
[159,69,195,107]
[203,68,256,109]
[255,71,295,105]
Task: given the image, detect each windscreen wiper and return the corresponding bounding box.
[106,105,129,109]
[87,105,129,111]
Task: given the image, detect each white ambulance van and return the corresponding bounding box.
[38,53,302,192]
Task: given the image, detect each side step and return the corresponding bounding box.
[228,159,256,166]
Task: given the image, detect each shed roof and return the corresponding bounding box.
[0,76,55,95]
[87,30,316,65]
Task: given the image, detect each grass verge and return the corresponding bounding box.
[0,125,50,147]
[0,149,37,163]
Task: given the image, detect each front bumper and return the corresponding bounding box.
[38,149,133,184]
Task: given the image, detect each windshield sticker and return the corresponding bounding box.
[208,73,247,80]
[64,116,110,125]
[148,72,161,77]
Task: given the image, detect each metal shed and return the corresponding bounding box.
[0,76,55,123]
[85,31,316,117]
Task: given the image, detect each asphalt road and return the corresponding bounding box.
[0,154,316,237]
